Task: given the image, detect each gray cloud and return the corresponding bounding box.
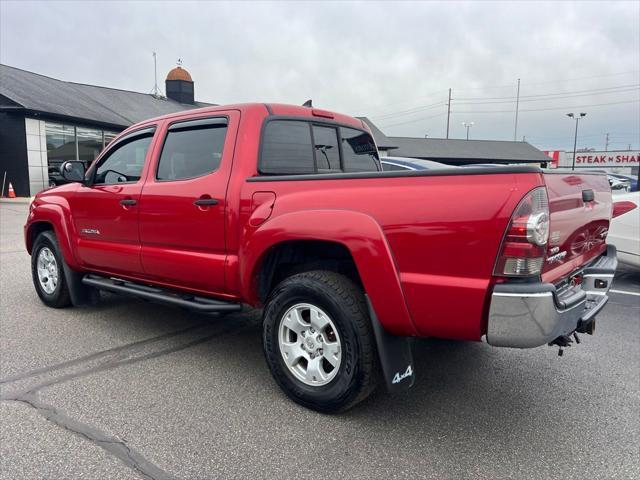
[1,0,638,150]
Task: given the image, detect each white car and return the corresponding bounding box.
[608,191,640,268]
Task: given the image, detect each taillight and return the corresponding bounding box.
[612,200,637,218]
[494,187,550,277]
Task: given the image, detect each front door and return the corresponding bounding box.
[138,113,239,295]
[70,127,156,275]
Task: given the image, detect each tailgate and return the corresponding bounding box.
[542,171,612,283]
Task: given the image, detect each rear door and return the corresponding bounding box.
[70,127,156,275]
[138,112,239,294]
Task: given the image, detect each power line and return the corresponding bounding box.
[454,70,640,93]
[452,99,639,114]
[527,132,640,141]
[518,70,640,87]
[379,112,448,128]
[371,83,638,120]
[454,84,639,102]
[366,71,640,115]
[367,91,450,116]
[371,101,448,120]
[453,87,638,106]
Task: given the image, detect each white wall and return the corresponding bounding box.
[25,118,48,196]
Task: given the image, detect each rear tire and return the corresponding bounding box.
[31,231,72,308]
[262,270,378,413]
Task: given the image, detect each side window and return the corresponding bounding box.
[340,127,380,172]
[157,121,228,181]
[312,125,340,172]
[260,121,315,174]
[94,134,153,185]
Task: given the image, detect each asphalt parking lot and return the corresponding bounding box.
[1,201,638,480]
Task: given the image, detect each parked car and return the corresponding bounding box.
[380,156,447,171]
[607,192,639,268]
[26,103,620,412]
[608,173,638,192]
[582,169,633,193]
[609,175,631,193]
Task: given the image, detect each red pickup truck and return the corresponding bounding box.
[25,103,619,412]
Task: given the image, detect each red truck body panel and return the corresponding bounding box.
[25,103,614,343]
[239,172,544,339]
[541,172,612,284]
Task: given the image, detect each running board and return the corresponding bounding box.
[82,275,242,313]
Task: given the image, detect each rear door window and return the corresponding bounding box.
[157,119,228,181]
[260,121,315,174]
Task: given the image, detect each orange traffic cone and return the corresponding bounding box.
[7,182,16,198]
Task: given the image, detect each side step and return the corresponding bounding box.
[82,275,242,313]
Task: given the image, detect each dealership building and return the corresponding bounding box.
[2,64,551,196]
[358,117,551,165]
[0,64,210,196]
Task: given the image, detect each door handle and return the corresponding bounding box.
[120,198,137,207]
[194,198,219,206]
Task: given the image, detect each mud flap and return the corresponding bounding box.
[366,295,415,392]
[61,261,100,307]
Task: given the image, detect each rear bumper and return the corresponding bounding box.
[486,245,617,348]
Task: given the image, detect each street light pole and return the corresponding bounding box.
[462,121,474,140]
[567,113,586,170]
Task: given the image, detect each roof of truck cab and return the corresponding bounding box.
[138,102,364,129]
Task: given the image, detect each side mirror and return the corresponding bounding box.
[60,161,86,183]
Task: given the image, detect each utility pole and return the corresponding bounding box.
[567,112,587,170]
[513,78,521,141]
[446,88,452,139]
[152,52,160,97]
[462,121,474,140]
[605,133,609,151]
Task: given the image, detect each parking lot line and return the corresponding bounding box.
[610,289,640,297]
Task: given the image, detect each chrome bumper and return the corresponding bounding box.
[486,245,617,348]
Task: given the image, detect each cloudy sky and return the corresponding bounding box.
[1,0,638,150]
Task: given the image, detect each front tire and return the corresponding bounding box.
[31,231,72,308]
[262,271,378,413]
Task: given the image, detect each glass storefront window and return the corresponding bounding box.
[45,123,76,168]
[104,131,118,147]
[77,127,103,164]
[45,123,123,185]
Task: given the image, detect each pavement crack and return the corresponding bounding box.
[0,317,254,480]
[0,323,209,385]
[11,393,177,480]
[1,319,250,400]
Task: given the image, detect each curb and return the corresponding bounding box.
[0,197,33,204]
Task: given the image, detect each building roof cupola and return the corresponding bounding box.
[165,59,194,104]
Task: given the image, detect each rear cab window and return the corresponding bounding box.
[259,119,380,175]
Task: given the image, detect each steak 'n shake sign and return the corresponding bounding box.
[544,150,639,168]
[575,152,639,167]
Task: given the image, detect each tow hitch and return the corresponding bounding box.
[549,318,596,356]
[549,332,581,356]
